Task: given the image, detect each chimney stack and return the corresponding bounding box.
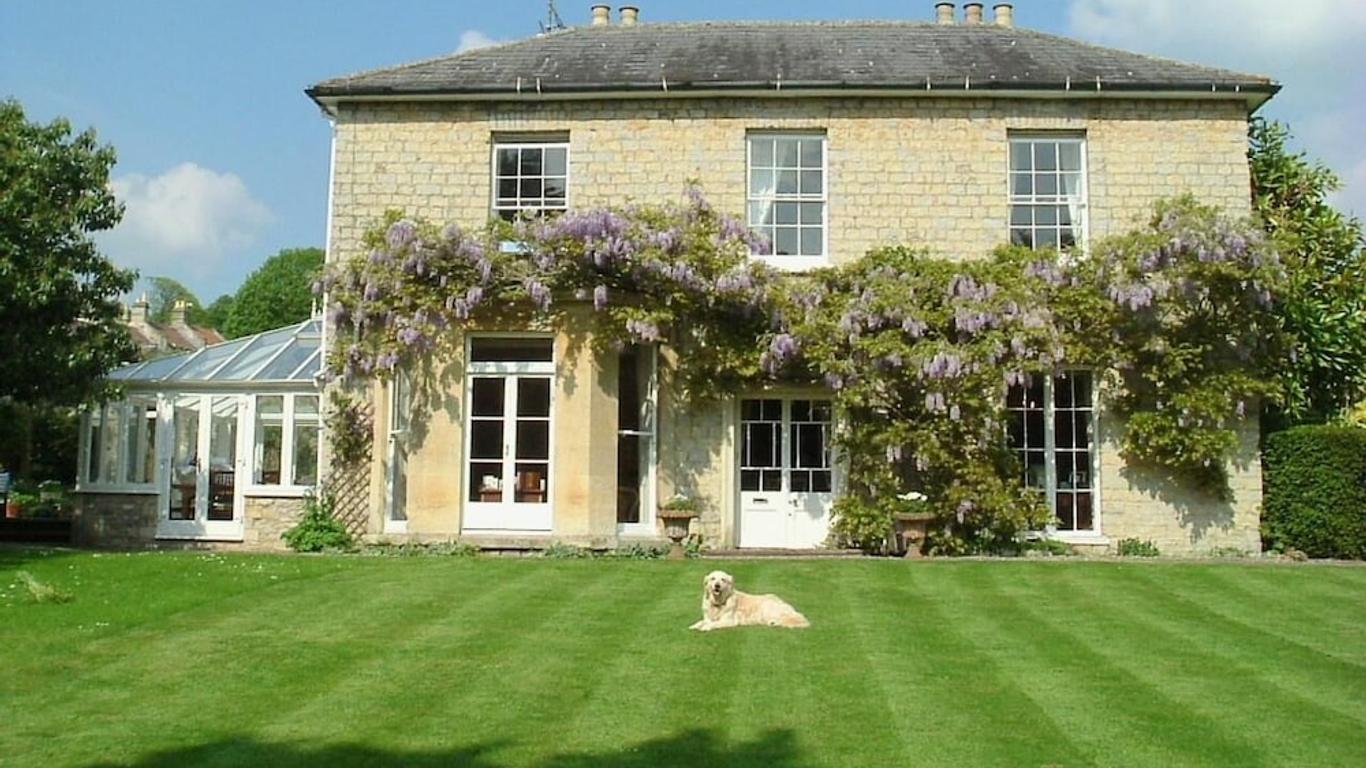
[128,293,150,326]
[619,5,639,26]
[963,2,984,24]
[170,299,190,329]
[934,2,955,25]
[590,4,610,25]
[993,3,1014,27]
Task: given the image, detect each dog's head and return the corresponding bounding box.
[703,570,735,606]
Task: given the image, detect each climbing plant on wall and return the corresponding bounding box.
[320,188,1288,553]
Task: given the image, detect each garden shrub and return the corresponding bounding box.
[1263,425,1366,559]
[1116,538,1161,557]
[281,492,355,553]
[16,571,73,604]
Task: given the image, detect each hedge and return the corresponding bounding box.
[1262,424,1366,559]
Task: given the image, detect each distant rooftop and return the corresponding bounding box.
[308,18,1278,109]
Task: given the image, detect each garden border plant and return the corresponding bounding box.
[318,186,1289,554]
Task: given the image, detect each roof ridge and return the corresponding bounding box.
[1003,26,1276,83]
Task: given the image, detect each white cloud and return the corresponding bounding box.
[456,29,498,53]
[100,162,272,283]
[1068,0,1366,217]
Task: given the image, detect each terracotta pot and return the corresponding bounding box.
[4,499,20,520]
[893,512,937,558]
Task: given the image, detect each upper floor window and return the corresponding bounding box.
[747,133,826,265]
[493,138,568,222]
[1009,135,1087,251]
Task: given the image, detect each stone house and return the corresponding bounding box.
[123,297,225,359]
[75,2,1279,553]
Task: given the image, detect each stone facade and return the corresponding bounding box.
[242,496,308,550]
[73,493,159,548]
[325,93,1261,555]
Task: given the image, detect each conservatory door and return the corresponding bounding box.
[738,398,834,549]
[158,394,245,540]
[463,375,553,532]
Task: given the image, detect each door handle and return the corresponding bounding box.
[752,497,768,504]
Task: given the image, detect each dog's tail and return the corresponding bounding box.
[780,611,811,629]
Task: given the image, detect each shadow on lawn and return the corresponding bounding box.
[0,544,80,571]
[85,728,811,768]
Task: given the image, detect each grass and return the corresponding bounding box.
[1,548,1364,767]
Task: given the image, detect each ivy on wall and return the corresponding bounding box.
[319,188,1288,552]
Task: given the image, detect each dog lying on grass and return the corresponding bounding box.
[689,570,810,631]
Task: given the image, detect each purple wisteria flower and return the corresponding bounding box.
[386,220,418,251]
[922,351,964,380]
[594,285,608,311]
[397,327,423,347]
[524,279,552,311]
[625,318,662,342]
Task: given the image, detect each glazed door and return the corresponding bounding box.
[159,394,245,540]
[738,398,834,548]
[464,375,553,531]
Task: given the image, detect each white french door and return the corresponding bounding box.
[464,374,553,532]
[159,394,245,540]
[738,398,834,548]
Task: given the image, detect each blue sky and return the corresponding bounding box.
[2,1,1362,300]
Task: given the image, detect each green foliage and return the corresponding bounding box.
[0,402,78,484]
[597,542,672,560]
[1116,538,1161,557]
[324,389,372,468]
[541,541,592,559]
[281,492,355,553]
[361,540,479,557]
[1263,424,1366,559]
[201,294,236,332]
[16,571,73,604]
[225,247,323,338]
[146,276,205,325]
[659,494,699,514]
[0,99,135,406]
[1022,538,1075,557]
[326,190,1284,553]
[1250,119,1366,422]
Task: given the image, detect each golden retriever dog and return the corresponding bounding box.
[689,570,810,631]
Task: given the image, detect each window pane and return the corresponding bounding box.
[749,201,774,226]
[792,471,810,492]
[517,378,551,417]
[258,395,284,417]
[519,147,542,175]
[762,470,782,492]
[99,404,123,484]
[470,420,503,460]
[775,227,799,256]
[776,138,799,167]
[1061,172,1083,197]
[514,463,548,503]
[750,169,774,195]
[169,397,199,520]
[1036,173,1058,196]
[256,424,283,485]
[799,138,823,168]
[799,202,823,225]
[1056,492,1075,530]
[1010,142,1032,171]
[295,395,319,418]
[1010,206,1032,227]
[1036,228,1059,249]
[774,202,799,225]
[497,178,517,201]
[471,337,554,363]
[206,396,237,521]
[544,178,566,201]
[750,137,775,167]
[799,170,822,195]
[776,170,799,194]
[812,470,832,493]
[617,433,643,524]
[1035,142,1058,171]
[515,421,550,460]
[1075,492,1094,530]
[1036,206,1057,226]
[472,378,505,417]
[293,424,319,486]
[1010,229,1032,248]
[544,147,567,176]
[1011,173,1033,197]
[470,462,503,503]
[1072,372,1093,407]
[519,177,542,199]
[800,227,823,256]
[741,469,760,492]
[497,149,518,176]
[1059,142,1082,171]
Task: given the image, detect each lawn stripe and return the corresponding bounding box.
[1058,565,1366,766]
[1107,566,1366,727]
[842,562,1098,767]
[1184,565,1366,666]
[942,564,1270,768]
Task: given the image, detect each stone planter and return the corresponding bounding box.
[893,512,937,558]
[657,510,698,560]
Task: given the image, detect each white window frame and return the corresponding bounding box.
[490,140,570,222]
[242,392,321,497]
[747,131,829,270]
[462,334,556,534]
[385,372,410,533]
[617,345,659,537]
[76,397,162,494]
[1007,133,1089,252]
[1007,371,1104,542]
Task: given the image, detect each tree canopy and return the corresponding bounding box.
[146,276,205,325]
[224,247,323,338]
[1250,118,1366,422]
[0,99,134,406]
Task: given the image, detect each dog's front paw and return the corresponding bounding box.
[689,620,706,631]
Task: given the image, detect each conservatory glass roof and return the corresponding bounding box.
[108,319,322,384]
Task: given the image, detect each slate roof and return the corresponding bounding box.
[308,21,1277,104]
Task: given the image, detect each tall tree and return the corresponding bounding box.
[146,276,203,324]
[0,99,135,407]
[225,247,323,338]
[1250,119,1366,422]
[201,293,235,330]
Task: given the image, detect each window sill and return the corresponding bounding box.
[241,486,314,498]
[752,254,830,272]
[1050,532,1109,546]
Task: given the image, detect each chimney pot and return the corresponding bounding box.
[618,5,639,26]
[993,3,1014,27]
[590,4,610,26]
[934,2,955,25]
[964,2,984,24]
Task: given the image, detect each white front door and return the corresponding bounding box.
[463,375,553,532]
[738,398,834,549]
[158,394,245,540]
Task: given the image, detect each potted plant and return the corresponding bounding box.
[657,494,700,560]
[892,491,937,558]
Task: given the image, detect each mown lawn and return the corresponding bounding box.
[1,548,1363,767]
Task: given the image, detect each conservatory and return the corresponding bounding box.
[76,319,323,545]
